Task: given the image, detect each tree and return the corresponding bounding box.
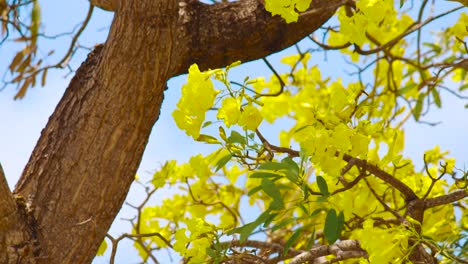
[0,0,467,264]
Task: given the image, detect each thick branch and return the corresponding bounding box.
[14,1,181,262]
[0,164,35,263]
[0,163,16,230]
[424,189,468,209]
[176,0,346,74]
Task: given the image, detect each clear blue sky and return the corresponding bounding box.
[0,1,466,263]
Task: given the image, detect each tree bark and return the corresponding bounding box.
[1,0,343,263]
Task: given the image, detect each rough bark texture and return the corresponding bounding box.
[0,164,36,263]
[0,0,344,263]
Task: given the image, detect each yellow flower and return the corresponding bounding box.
[239,104,263,131]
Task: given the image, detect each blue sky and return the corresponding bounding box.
[0,1,467,263]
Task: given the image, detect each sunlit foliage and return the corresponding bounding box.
[114,0,468,263]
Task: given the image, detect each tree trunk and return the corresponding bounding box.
[0,0,343,263]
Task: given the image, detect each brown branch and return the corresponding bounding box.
[288,240,367,264]
[255,129,418,200]
[332,172,366,195]
[342,154,418,201]
[221,239,302,256]
[0,163,36,263]
[255,129,300,157]
[178,0,347,74]
[424,189,468,209]
[0,162,18,238]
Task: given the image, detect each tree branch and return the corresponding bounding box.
[0,163,19,248]
[342,154,419,201]
[221,239,302,256]
[0,163,16,226]
[176,0,347,74]
[288,240,367,264]
[254,130,419,201]
[0,163,36,263]
[424,189,468,209]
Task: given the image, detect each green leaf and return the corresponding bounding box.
[431,88,442,108]
[215,153,232,172]
[228,222,255,242]
[270,198,284,210]
[398,82,417,95]
[206,247,218,259]
[250,172,282,178]
[422,42,442,54]
[305,227,316,250]
[202,121,212,128]
[324,209,338,244]
[338,211,344,228]
[298,203,309,215]
[282,157,298,172]
[272,218,296,232]
[283,228,302,255]
[247,185,262,196]
[316,176,329,196]
[301,182,309,199]
[213,241,222,251]
[459,83,468,91]
[228,130,247,144]
[258,162,288,171]
[219,126,227,141]
[239,222,257,243]
[96,239,107,256]
[263,213,278,227]
[196,134,220,144]
[444,55,457,63]
[261,179,284,210]
[256,210,273,223]
[317,196,328,203]
[324,209,345,244]
[282,157,299,183]
[207,247,215,256]
[413,93,425,121]
[310,208,324,217]
[228,211,272,242]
